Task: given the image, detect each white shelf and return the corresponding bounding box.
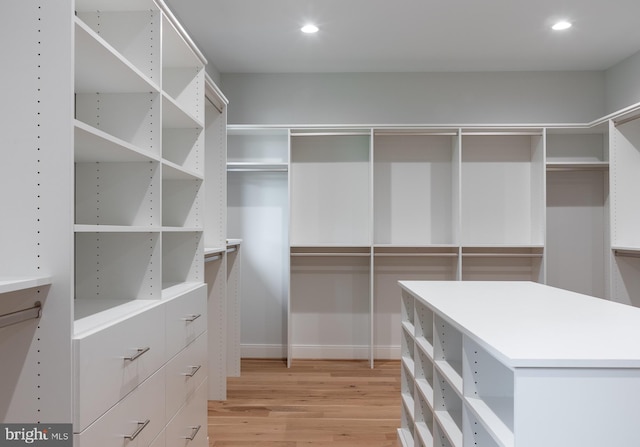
[74,17,159,93]
[435,361,463,397]
[75,121,160,163]
[546,161,609,170]
[465,397,514,447]
[162,92,203,129]
[74,225,159,233]
[227,162,289,172]
[162,226,203,232]
[161,281,203,299]
[73,298,158,337]
[434,410,463,447]
[162,159,204,180]
[0,277,52,295]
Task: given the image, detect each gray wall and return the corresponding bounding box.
[605,49,640,115]
[221,71,606,126]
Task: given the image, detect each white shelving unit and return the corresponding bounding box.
[227,117,640,365]
[610,113,640,307]
[399,281,640,447]
[546,127,609,298]
[289,130,372,365]
[2,0,226,443]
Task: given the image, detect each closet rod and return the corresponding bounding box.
[290,253,370,257]
[614,249,640,259]
[205,254,222,263]
[462,131,543,136]
[462,253,543,258]
[227,168,288,172]
[615,113,640,127]
[374,131,457,136]
[374,253,458,257]
[227,246,238,253]
[0,301,42,330]
[291,132,370,137]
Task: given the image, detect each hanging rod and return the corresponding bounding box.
[290,252,370,257]
[0,301,42,330]
[227,246,238,254]
[204,254,222,263]
[614,249,640,259]
[614,113,640,127]
[374,253,458,257]
[291,132,370,137]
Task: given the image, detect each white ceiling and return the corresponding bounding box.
[164,0,640,74]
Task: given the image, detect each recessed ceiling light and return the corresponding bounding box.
[552,21,572,31]
[301,24,319,34]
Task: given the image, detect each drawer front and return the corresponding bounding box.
[165,284,207,360]
[165,380,208,447]
[165,332,207,421]
[76,368,165,447]
[74,304,165,431]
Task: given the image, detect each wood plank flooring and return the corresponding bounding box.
[208,359,402,447]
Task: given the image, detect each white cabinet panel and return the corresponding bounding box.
[165,332,207,421]
[165,381,208,447]
[73,303,165,431]
[76,368,165,447]
[164,284,207,360]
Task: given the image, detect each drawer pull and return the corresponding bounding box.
[124,419,150,440]
[183,425,201,441]
[124,346,150,362]
[182,365,201,378]
[183,314,201,323]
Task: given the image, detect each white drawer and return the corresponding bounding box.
[165,332,207,421]
[149,429,165,447]
[165,284,207,360]
[73,303,166,431]
[165,380,208,447]
[76,368,166,447]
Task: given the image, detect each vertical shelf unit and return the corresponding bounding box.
[289,129,372,365]
[399,281,640,447]
[0,0,73,423]
[460,129,545,282]
[610,113,640,306]
[204,77,229,401]
[372,130,460,359]
[545,126,609,298]
[0,0,220,445]
[227,127,289,360]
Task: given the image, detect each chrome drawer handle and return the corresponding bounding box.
[183,314,201,323]
[183,425,201,441]
[124,419,150,440]
[182,365,201,378]
[124,346,150,362]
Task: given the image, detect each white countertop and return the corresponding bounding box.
[400,281,640,368]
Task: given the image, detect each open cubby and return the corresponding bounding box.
[75,232,161,303]
[611,251,640,307]
[373,133,458,245]
[290,132,370,246]
[75,92,161,156]
[75,161,160,227]
[461,132,544,246]
[162,177,203,228]
[461,246,544,282]
[227,129,289,164]
[75,9,160,86]
[433,315,463,391]
[162,231,203,291]
[402,324,416,372]
[162,127,204,175]
[416,346,434,410]
[433,370,463,447]
[415,301,434,358]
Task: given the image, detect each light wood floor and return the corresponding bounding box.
[208,359,402,447]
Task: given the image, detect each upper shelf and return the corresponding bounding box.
[74,18,159,94]
[546,161,609,171]
[0,277,52,295]
[75,120,160,163]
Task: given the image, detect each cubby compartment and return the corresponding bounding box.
[290,131,371,246]
[433,370,463,447]
[401,359,416,415]
[611,250,640,307]
[74,232,161,325]
[461,131,544,246]
[415,392,435,447]
[546,130,608,167]
[402,323,416,372]
[289,249,370,360]
[75,4,160,86]
[75,161,160,228]
[75,92,161,156]
[461,246,544,282]
[401,289,416,332]
[463,409,500,447]
[373,131,459,245]
[416,346,434,410]
[433,423,455,447]
[162,231,203,293]
[228,128,289,165]
[433,315,463,393]
[162,174,203,228]
[162,127,204,175]
[162,15,204,123]
[463,337,514,447]
[400,398,416,447]
[415,301,435,358]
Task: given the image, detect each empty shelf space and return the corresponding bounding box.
[434,410,463,447]
[75,121,160,163]
[465,397,515,447]
[162,159,204,180]
[227,162,289,172]
[435,360,463,396]
[73,298,157,336]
